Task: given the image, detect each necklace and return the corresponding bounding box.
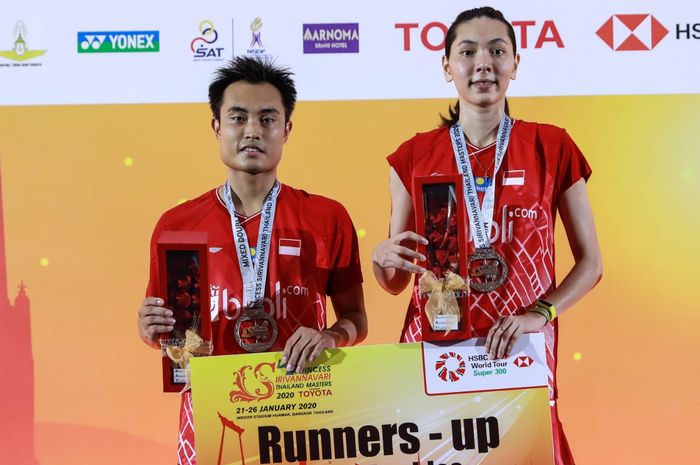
[468,144,496,192]
[471,151,495,174]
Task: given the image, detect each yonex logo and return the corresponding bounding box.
[77,31,160,53]
[79,34,107,51]
[596,14,668,51]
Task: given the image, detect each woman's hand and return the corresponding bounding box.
[372,231,428,274]
[484,312,548,359]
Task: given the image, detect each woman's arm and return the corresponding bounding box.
[543,178,603,313]
[372,168,427,295]
[485,178,603,359]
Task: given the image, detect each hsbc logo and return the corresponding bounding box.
[513,356,533,368]
[596,14,668,50]
[597,14,700,51]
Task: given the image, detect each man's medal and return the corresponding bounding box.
[223,180,281,352]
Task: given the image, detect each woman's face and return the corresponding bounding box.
[442,17,520,111]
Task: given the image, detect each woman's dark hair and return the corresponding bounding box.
[440,7,517,126]
[209,56,297,122]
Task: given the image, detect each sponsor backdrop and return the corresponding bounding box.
[0,0,698,464]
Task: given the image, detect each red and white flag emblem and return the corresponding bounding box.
[502,170,525,186]
[596,14,668,51]
[279,238,301,256]
[514,356,534,368]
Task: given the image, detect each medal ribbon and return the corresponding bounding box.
[223,180,280,308]
[449,115,513,249]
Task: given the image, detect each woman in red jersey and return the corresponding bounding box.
[372,7,602,465]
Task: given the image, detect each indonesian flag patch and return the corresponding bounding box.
[279,238,301,256]
[502,170,525,186]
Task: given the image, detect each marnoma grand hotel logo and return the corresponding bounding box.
[597,14,669,50]
[0,21,46,64]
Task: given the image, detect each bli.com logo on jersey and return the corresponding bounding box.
[209,281,311,322]
[77,30,160,53]
[469,204,540,245]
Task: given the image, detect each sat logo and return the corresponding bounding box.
[191,20,225,60]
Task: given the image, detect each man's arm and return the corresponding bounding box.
[283,283,367,373]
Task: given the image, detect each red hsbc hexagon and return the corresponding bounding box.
[596,14,668,50]
[513,356,533,368]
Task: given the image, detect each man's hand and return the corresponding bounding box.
[282,327,339,373]
[138,297,175,349]
[484,312,547,359]
[281,283,366,373]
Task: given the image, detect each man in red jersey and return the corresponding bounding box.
[137,56,367,465]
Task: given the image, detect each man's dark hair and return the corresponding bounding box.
[441,7,517,126]
[208,56,297,122]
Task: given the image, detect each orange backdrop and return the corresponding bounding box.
[0,94,698,464]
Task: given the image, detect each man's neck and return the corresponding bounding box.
[458,103,505,148]
[223,170,277,216]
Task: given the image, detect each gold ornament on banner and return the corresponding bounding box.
[229,361,276,403]
[419,271,468,334]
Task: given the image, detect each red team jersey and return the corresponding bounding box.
[146,184,363,465]
[388,120,590,465]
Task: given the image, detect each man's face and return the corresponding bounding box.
[212,81,291,176]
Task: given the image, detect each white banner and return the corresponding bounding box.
[422,333,548,395]
[1,0,699,106]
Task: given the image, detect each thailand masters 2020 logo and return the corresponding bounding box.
[435,352,466,382]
